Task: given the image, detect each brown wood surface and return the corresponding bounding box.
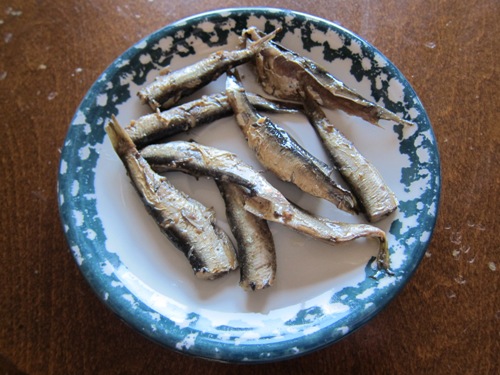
[1,0,498,374]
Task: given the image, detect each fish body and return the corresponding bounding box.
[244,27,415,127]
[105,117,238,279]
[126,92,299,148]
[137,30,278,110]
[243,193,389,271]
[141,141,389,270]
[225,71,358,215]
[217,181,276,291]
[303,88,398,222]
[141,140,270,192]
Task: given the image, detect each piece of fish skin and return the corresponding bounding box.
[217,181,276,291]
[105,116,238,279]
[225,70,358,215]
[141,141,390,271]
[302,88,398,222]
[244,27,415,128]
[137,29,279,110]
[126,92,299,148]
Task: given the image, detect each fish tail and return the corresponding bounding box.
[247,28,280,53]
[242,26,265,41]
[106,115,136,155]
[376,233,391,271]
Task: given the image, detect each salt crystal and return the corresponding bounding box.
[425,251,432,258]
[425,41,436,49]
[47,91,58,100]
[489,262,496,271]
[75,67,83,73]
[38,64,47,70]
[454,275,466,285]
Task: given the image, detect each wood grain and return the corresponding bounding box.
[1,0,498,374]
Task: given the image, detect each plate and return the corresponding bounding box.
[58,8,440,363]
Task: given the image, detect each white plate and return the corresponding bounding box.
[58,8,440,363]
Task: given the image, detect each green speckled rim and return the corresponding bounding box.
[58,7,440,363]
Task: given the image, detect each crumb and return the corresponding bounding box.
[454,275,466,285]
[6,7,22,17]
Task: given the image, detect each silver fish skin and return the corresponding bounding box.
[126,92,299,148]
[302,88,398,222]
[141,141,390,270]
[225,70,358,215]
[137,29,279,110]
[217,181,276,291]
[244,27,415,128]
[105,117,238,279]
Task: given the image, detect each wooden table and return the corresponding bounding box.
[1,1,498,373]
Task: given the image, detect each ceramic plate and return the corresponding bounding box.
[58,8,440,363]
